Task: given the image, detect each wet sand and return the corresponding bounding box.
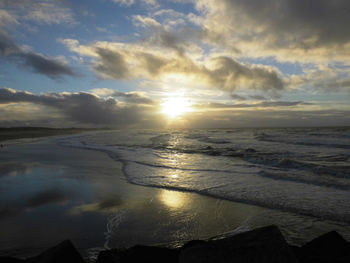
[0,136,349,260]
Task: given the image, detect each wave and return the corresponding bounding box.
[244,156,350,178]
[121,164,350,224]
[255,133,350,149]
[147,144,350,179]
[258,170,350,190]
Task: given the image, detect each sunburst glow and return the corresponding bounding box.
[161,97,192,118]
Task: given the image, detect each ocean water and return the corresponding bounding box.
[1,127,350,258]
[60,127,350,224]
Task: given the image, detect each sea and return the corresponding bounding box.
[61,127,350,224]
[1,127,350,258]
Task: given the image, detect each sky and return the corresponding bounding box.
[1,0,350,128]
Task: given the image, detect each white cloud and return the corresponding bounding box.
[111,0,135,6]
[0,9,19,26]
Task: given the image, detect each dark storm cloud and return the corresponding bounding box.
[0,88,151,126]
[0,31,76,79]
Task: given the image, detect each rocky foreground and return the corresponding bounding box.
[2,225,350,263]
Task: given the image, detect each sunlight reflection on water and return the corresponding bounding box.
[159,190,188,209]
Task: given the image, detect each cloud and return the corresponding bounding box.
[0,30,20,55]
[231,94,246,100]
[195,101,312,109]
[91,88,155,104]
[93,48,131,80]
[132,15,191,55]
[188,109,350,128]
[111,0,136,6]
[111,0,158,7]
[0,31,76,79]
[132,15,161,28]
[18,52,77,79]
[1,87,348,128]
[0,9,19,27]
[195,0,350,62]
[0,0,75,27]
[230,94,267,101]
[62,39,285,94]
[0,88,157,126]
[318,79,350,91]
[205,56,284,93]
[249,95,266,100]
[287,66,350,93]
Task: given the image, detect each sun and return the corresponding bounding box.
[161,97,192,118]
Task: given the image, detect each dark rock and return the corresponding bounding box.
[295,231,350,263]
[289,245,301,257]
[0,257,24,263]
[181,240,207,251]
[179,225,298,263]
[95,245,178,263]
[95,250,119,263]
[26,240,85,263]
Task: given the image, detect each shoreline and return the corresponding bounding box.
[0,127,100,143]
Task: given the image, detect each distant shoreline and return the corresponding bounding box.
[0,127,100,142]
[1,125,349,142]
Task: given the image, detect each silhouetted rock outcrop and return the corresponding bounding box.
[0,257,25,263]
[294,231,350,263]
[26,240,85,263]
[179,225,298,263]
[1,225,350,263]
[95,245,178,263]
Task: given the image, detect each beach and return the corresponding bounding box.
[0,130,350,261]
[0,136,262,259]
